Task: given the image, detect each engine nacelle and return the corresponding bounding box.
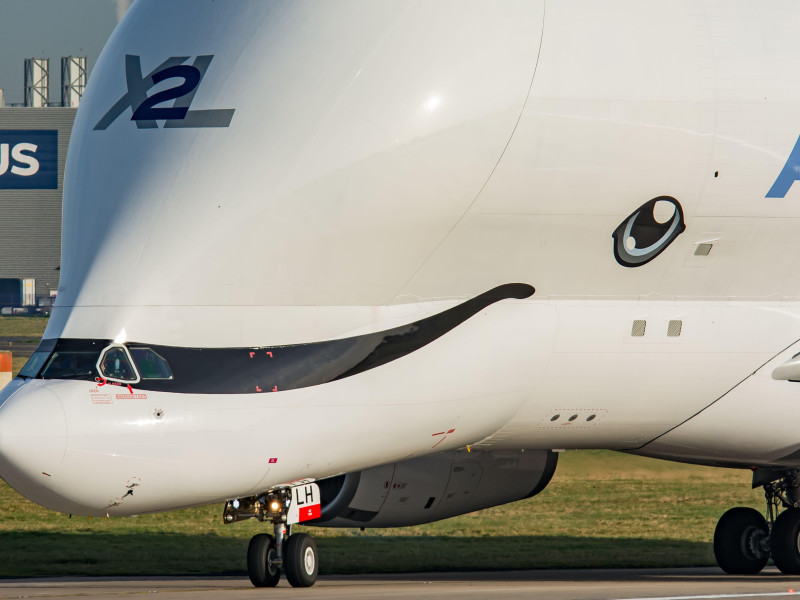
[309,449,557,528]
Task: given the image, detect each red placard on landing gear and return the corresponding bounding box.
[287,482,321,524]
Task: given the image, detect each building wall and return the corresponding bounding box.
[0,108,75,303]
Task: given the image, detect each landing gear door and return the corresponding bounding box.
[288,482,321,524]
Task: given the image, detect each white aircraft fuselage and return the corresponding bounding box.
[2,0,800,527]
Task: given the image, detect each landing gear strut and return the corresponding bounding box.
[714,469,800,575]
[224,486,320,588]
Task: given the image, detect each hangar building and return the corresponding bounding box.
[0,107,77,311]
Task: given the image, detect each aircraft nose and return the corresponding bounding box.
[0,383,67,487]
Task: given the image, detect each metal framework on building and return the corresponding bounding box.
[24,58,50,107]
[61,56,87,108]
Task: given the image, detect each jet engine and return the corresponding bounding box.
[310,449,557,528]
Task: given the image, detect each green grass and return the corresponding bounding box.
[0,450,762,577]
[0,316,48,338]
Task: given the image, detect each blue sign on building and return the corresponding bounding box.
[0,130,58,190]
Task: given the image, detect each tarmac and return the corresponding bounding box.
[0,336,37,359]
[2,568,800,600]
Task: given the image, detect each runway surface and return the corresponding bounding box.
[2,568,800,600]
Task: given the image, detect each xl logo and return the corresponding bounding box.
[94,55,235,130]
[0,130,57,190]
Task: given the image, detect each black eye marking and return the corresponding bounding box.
[612,196,686,268]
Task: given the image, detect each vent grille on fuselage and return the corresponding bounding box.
[631,320,646,337]
[668,320,683,337]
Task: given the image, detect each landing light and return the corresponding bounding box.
[232,499,240,510]
[270,501,281,512]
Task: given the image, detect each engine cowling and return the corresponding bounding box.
[309,449,557,528]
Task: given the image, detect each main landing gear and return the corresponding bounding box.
[714,470,800,575]
[224,487,320,587]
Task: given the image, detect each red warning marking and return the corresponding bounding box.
[299,504,321,522]
[249,352,255,358]
[267,352,273,358]
[127,385,133,394]
[272,385,278,392]
[268,458,278,464]
[431,427,456,448]
[256,386,262,392]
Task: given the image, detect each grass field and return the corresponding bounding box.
[0,450,762,578]
[0,316,48,338]
[0,315,764,577]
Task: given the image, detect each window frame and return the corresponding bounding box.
[96,344,141,385]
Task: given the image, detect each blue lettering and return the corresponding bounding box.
[94,55,234,130]
[767,134,800,198]
[0,131,57,189]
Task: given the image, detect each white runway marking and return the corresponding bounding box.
[620,592,800,600]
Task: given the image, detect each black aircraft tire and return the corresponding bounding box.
[772,508,800,574]
[713,507,769,575]
[285,533,319,587]
[247,533,281,587]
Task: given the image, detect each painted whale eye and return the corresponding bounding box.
[612,196,686,267]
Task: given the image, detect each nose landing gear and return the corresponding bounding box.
[224,484,321,588]
[247,532,281,587]
[714,469,800,575]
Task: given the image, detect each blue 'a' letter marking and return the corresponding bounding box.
[767,134,800,198]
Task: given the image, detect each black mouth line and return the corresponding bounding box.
[33,283,535,395]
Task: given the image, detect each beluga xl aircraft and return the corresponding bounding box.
[4,0,800,588]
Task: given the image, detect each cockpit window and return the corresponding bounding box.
[97,346,138,382]
[40,351,99,380]
[129,347,173,380]
[18,351,50,378]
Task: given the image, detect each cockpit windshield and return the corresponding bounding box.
[40,351,100,380]
[18,351,50,378]
[18,340,175,385]
[130,347,173,380]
